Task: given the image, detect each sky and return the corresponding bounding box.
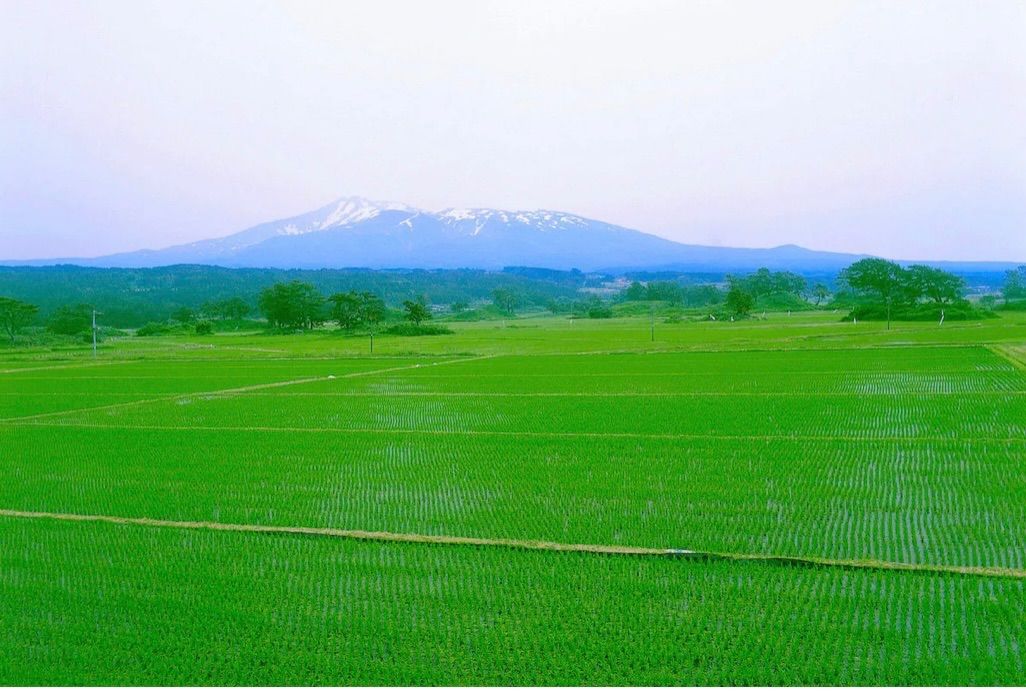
[1,0,1024,262]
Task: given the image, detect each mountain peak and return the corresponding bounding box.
[318,196,418,230]
[45,197,889,272]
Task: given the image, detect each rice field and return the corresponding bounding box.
[1,317,1025,684]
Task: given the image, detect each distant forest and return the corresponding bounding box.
[0,263,1015,333]
[0,265,603,327]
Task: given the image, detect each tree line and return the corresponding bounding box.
[1,260,1022,344]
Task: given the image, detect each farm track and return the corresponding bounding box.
[2,508,1023,580]
[9,420,1026,445]
[0,355,493,423]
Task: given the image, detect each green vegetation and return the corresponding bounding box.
[839,258,982,327]
[384,323,453,336]
[0,296,38,343]
[401,298,432,325]
[258,280,325,330]
[1,276,1026,684]
[1004,265,1026,300]
[3,517,1022,685]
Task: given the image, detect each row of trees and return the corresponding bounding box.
[258,281,430,331]
[200,297,251,321]
[0,262,1018,343]
[724,269,819,317]
[839,259,966,328]
[623,281,726,308]
[0,299,98,343]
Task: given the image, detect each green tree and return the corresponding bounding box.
[402,299,431,325]
[0,297,39,343]
[646,281,684,304]
[624,281,647,301]
[772,271,807,297]
[360,292,386,328]
[840,258,906,329]
[259,281,324,330]
[47,303,93,336]
[744,268,775,302]
[221,297,251,321]
[328,291,363,330]
[492,288,520,316]
[1003,266,1026,302]
[328,291,385,330]
[725,286,754,317]
[906,265,965,305]
[170,307,195,323]
[812,283,829,307]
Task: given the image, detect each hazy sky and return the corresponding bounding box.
[2,0,1024,261]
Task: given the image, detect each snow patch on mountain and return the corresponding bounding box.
[317,197,417,231]
[438,208,589,235]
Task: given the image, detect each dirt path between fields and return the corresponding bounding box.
[2,508,1022,580]
[0,355,493,424]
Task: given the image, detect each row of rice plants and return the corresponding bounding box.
[5,426,1025,568]
[292,367,1026,395]
[381,345,1007,377]
[0,356,437,416]
[0,516,1022,685]
[53,385,1026,440]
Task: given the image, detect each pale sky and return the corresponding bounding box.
[1,0,1024,261]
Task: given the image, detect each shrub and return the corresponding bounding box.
[847,301,992,322]
[136,322,171,337]
[384,323,454,336]
[194,321,214,335]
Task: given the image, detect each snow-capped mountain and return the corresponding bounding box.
[14,196,872,271]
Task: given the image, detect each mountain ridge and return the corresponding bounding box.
[4,196,1022,273]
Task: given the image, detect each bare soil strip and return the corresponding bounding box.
[8,420,1026,445]
[1,508,1022,580]
[0,355,491,423]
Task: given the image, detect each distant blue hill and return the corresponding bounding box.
[4,196,1021,274]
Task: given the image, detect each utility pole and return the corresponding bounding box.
[92,310,100,357]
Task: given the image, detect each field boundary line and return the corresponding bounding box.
[988,345,1026,372]
[556,342,996,357]
[225,391,1026,398]
[0,360,134,375]
[1,508,1022,580]
[0,355,493,424]
[8,420,1026,445]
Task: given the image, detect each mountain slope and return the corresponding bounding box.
[6,196,1018,272]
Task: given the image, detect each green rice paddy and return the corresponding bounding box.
[2,312,1026,684]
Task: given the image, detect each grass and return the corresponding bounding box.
[1,311,1026,683]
